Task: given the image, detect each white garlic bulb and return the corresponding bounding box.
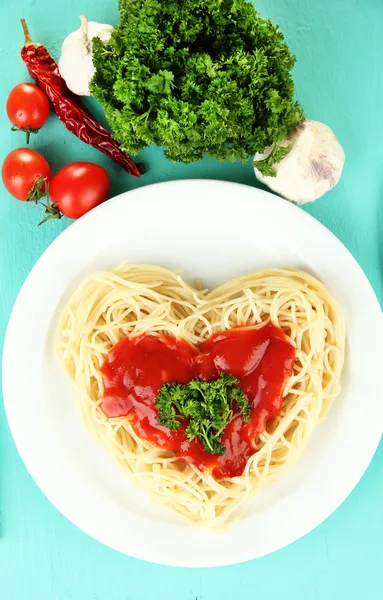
[59,16,113,96]
[254,119,345,204]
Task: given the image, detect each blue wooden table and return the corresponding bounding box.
[1,1,382,598]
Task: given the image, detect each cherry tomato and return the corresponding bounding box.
[49,162,110,219]
[2,148,52,200]
[6,83,50,136]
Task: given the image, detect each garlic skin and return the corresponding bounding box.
[59,16,113,96]
[254,119,345,204]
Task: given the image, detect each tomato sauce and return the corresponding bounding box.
[101,324,295,478]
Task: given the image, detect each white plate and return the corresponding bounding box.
[3,180,383,567]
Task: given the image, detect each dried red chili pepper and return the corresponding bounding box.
[20,19,143,177]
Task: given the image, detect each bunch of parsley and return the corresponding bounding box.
[156,373,251,455]
[91,0,303,169]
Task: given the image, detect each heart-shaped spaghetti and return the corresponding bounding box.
[55,264,345,527]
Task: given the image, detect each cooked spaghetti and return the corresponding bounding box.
[55,264,345,526]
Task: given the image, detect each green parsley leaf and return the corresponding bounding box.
[253,143,292,177]
[155,372,251,456]
[91,0,303,165]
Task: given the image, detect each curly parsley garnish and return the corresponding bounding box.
[156,373,251,456]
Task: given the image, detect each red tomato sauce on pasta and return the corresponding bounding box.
[101,324,295,478]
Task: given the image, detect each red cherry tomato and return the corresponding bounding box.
[49,162,110,219]
[6,83,50,132]
[2,148,52,200]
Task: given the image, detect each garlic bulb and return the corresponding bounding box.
[253,119,345,204]
[59,16,113,96]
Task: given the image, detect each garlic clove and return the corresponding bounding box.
[253,119,345,204]
[59,16,113,97]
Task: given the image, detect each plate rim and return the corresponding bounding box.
[3,179,383,567]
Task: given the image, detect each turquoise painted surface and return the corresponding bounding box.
[0,0,382,598]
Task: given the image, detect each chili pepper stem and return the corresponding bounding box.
[21,18,40,48]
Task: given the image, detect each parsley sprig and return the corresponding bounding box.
[253,143,292,177]
[156,373,251,456]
